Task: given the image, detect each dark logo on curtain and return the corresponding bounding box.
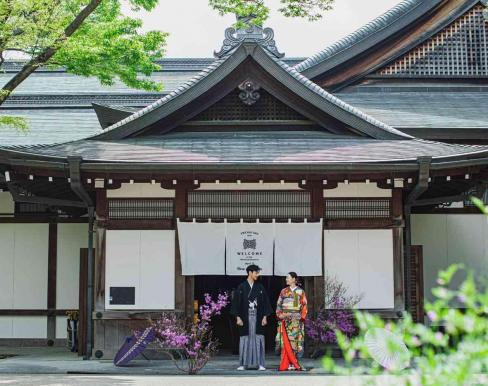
[243,239,257,250]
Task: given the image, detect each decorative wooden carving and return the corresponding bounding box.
[238,79,261,106]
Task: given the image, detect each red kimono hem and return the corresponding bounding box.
[278,320,302,371]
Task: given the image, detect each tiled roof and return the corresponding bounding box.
[338,90,488,130]
[97,43,410,140]
[295,0,442,74]
[5,131,486,164]
[0,109,102,146]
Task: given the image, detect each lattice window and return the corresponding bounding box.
[108,198,174,219]
[324,198,391,219]
[14,202,52,215]
[191,89,307,121]
[187,191,311,219]
[378,5,488,76]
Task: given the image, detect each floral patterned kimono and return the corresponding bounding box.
[275,286,308,371]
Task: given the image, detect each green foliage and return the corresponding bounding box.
[323,264,488,385]
[0,115,29,133]
[52,1,167,91]
[209,0,269,26]
[208,0,335,25]
[0,0,167,92]
[471,196,488,215]
[279,0,334,21]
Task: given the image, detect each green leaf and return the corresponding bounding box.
[470,196,488,215]
[0,115,29,133]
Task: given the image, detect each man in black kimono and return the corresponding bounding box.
[230,264,273,371]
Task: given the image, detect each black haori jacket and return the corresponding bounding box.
[230,281,273,337]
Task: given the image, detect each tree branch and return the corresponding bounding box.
[0,0,102,105]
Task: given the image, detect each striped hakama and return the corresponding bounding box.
[239,308,265,368]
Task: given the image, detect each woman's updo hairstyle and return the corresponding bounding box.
[288,271,301,287]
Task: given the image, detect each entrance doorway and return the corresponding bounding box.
[194,275,285,354]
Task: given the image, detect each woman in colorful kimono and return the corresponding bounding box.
[275,272,308,371]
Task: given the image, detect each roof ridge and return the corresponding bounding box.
[294,0,434,73]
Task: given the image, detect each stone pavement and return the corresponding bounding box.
[0,346,329,376]
[0,374,410,386]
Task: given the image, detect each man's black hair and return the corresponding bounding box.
[246,264,261,274]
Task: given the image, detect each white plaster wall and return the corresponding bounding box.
[0,224,48,338]
[0,224,49,309]
[0,317,47,338]
[56,316,67,339]
[12,316,47,338]
[0,317,12,338]
[105,230,140,310]
[324,229,394,309]
[0,225,15,309]
[140,231,175,309]
[324,182,391,198]
[105,230,175,310]
[13,224,49,309]
[411,214,488,303]
[0,191,14,214]
[107,183,175,198]
[56,223,88,309]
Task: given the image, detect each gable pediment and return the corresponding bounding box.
[298,0,484,90]
[377,3,488,77]
[90,38,409,141]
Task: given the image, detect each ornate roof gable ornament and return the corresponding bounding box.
[238,79,261,105]
[214,15,284,58]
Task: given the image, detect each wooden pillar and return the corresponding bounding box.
[94,189,107,311]
[308,181,325,316]
[174,184,194,318]
[93,189,107,356]
[47,222,58,343]
[392,188,405,312]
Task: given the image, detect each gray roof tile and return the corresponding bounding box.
[6,131,486,164]
[295,0,428,72]
[337,91,488,129]
[0,109,102,146]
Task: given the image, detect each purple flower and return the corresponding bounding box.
[148,291,229,374]
[427,311,438,322]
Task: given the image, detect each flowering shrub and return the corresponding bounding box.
[151,292,229,375]
[322,264,488,385]
[305,274,360,357]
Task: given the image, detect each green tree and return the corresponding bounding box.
[209,0,335,25]
[0,0,167,129]
[0,0,336,131]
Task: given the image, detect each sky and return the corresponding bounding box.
[125,0,402,58]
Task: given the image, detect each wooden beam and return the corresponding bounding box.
[324,218,403,229]
[100,219,174,230]
[0,309,74,316]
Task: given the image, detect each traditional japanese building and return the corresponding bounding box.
[0,0,487,359]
